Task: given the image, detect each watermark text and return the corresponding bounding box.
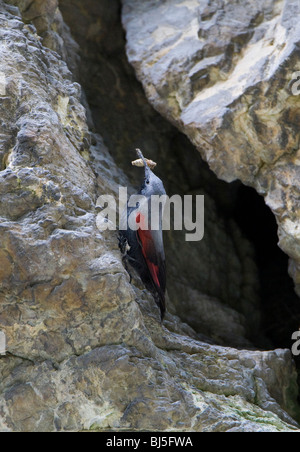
[0,330,6,356]
[291,71,300,96]
[96,188,204,242]
[0,72,6,96]
[291,330,300,356]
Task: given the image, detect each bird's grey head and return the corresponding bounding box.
[136,149,166,197]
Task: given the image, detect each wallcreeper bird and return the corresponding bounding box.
[119,149,167,320]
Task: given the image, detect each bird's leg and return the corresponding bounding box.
[118,235,128,255]
[119,235,137,284]
[122,255,133,284]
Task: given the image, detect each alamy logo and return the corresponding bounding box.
[291,331,300,356]
[0,330,6,356]
[0,72,6,96]
[291,71,300,96]
[96,188,205,242]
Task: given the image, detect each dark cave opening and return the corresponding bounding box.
[233,184,300,403]
[233,184,300,350]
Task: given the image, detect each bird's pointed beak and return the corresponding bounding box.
[136,148,151,177]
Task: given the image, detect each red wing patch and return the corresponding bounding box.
[137,214,161,289]
[145,259,160,288]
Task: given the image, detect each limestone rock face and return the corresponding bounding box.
[6,0,79,69]
[122,0,300,296]
[58,0,263,349]
[0,0,299,432]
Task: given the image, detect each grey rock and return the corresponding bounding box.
[122,0,300,296]
[59,0,263,348]
[0,0,299,432]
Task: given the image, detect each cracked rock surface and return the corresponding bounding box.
[122,0,300,298]
[0,0,299,432]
